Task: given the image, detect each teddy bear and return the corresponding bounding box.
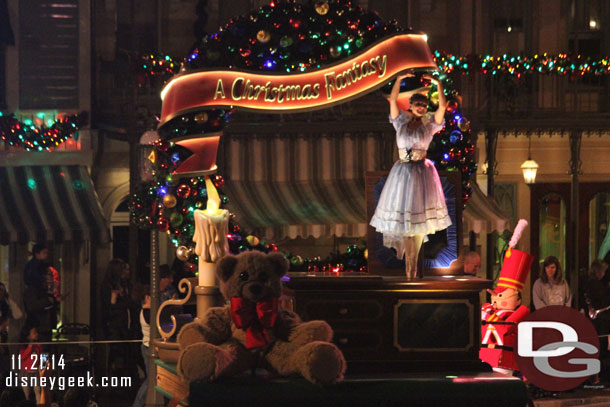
[176,251,346,384]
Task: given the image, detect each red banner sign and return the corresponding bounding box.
[159,34,436,127]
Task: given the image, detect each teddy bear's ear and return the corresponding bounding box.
[216,255,239,282]
[267,252,289,277]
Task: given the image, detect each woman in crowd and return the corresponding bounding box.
[532,255,572,309]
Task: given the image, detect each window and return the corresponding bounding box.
[492,0,526,54]
[19,0,79,109]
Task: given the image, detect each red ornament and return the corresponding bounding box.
[176,184,191,198]
[446,100,459,113]
[214,175,225,188]
[233,224,240,232]
[157,217,170,232]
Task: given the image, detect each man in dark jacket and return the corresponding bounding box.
[23,244,56,342]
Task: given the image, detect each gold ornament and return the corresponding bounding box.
[429,91,439,106]
[315,1,329,15]
[458,118,470,131]
[246,235,260,246]
[257,30,271,43]
[163,194,177,208]
[364,248,368,260]
[176,245,192,261]
[194,112,208,123]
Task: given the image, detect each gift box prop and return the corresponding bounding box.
[480,219,533,371]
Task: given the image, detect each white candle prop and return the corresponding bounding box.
[193,177,229,287]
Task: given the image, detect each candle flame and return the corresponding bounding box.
[205,176,220,214]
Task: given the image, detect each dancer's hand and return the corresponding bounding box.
[422,73,438,84]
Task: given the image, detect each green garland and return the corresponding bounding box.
[0,112,88,151]
[138,51,610,83]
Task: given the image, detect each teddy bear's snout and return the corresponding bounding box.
[244,282,265,300]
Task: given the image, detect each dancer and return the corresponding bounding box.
[370,71,451,278]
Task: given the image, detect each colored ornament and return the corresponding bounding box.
[458,118,470,131]
[315,1,329,15]
[446,100,459,113]
[176,245,191,261]
[257,30,271,43]
[213,175,225,188]
[163,194,177,208]
[290,256,304,266]
[176,184,191,198]
[170,212,184,228]
[157,217,170,232]
[449,130,463,144]
[280,36,293,48]
[246,235,260,246]
[346,245,360,256]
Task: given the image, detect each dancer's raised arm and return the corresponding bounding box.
[423,73,446,125]
[389,71,414,120]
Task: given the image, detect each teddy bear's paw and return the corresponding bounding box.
[290,320,333,345]
[177,342,218,382]
[299,342,346,385]
[177,322,207,351]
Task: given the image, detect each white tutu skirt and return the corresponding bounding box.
[370,159,452,257]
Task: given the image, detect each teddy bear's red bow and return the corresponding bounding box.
[230,297,278,349]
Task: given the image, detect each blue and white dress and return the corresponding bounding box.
[370,111,452,258]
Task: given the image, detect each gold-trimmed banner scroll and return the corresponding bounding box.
[159,34,436,128]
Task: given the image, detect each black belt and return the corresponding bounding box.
[481,344,514,351]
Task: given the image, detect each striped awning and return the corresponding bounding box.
[0,165,110,244]
[462,182,511,234]
[221,133,384,240]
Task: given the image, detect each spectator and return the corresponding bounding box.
[100,259,132,373]
[0,387,26,407]
[19,324,41,405]
[463,251,481,276]
[133,286,150,407]
[63,388,91,407]
[159,265,177,303]
[532,256,572,309]
[22,281,56,344]
[23,243,48,290]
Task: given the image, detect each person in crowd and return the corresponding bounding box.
[23,244,59,343]
[19,324,41,405]
[369,70,451,279]
[0,283,12,348]
[100,258,133,374]
[463,251,481,276]
[159,264,178,303]
[63,388,91,407]
[583,259,610,383]
[22,280,56,344]
[0,387,26,407]
[23,243,48,290]
[133,286,151,407]
[532,255,572,309]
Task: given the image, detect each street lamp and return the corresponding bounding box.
[521,135,538,184]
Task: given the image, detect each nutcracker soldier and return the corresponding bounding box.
[480,220,533,373]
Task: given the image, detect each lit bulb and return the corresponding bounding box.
[589,20,597,29]
[507,26,512,32]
